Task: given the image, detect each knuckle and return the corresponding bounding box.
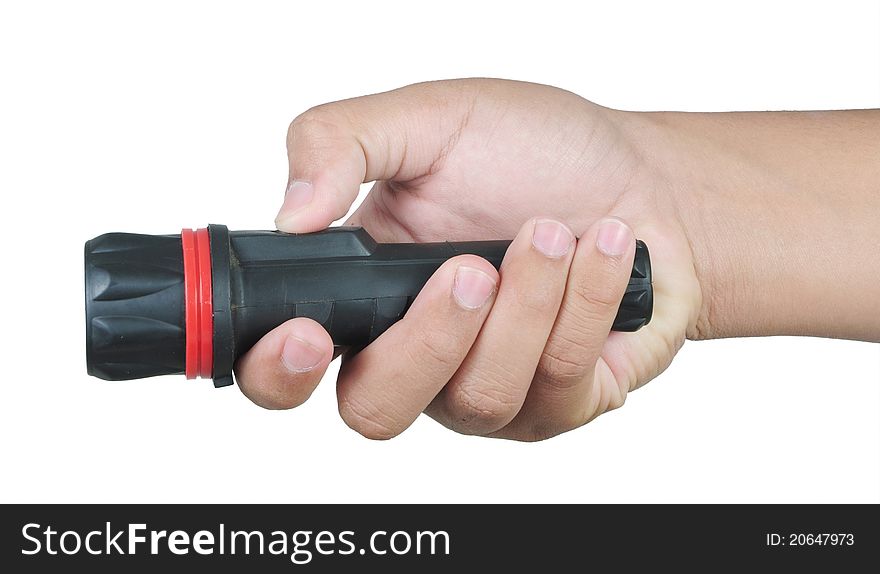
[447,381,520,434]
[292,104,339,126]
[404,325,464,372]
[288,105,344,143]
[540,326,593,378]
[337,394,401,440]
[536,341,587,391]
[570,273,622,315]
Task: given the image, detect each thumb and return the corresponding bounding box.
[274,81,475,232]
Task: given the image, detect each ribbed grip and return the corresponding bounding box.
[615,240,653,331]
[84,232,186,380]
[221,229,653,363]
[223,229,510,357]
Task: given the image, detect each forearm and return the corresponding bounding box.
[632,109,880,342]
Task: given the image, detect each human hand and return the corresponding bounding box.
[235,79,703,440]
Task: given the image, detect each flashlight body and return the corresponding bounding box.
[227,228,508,348]
[85,225,652,387]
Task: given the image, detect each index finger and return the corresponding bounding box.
[276,81,477,232]
[335,254,499,439]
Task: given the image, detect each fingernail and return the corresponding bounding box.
[453,266,496,310]
[532,219,574,258]
[276,180,314,221]
[281,335,324,373]
[595,218,632,257]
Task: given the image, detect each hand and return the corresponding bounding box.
[235,79,702,440]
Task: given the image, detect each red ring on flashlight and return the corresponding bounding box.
[181,228,214,379]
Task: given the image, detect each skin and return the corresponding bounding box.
[233,79,880,441]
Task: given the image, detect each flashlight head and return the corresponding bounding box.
[84,232,186,380]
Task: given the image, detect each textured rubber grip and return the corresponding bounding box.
[615,239,653,332]
[222,228,653,363]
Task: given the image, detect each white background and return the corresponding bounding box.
[0,0,877,503]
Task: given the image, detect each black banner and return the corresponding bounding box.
[1,504,876,571]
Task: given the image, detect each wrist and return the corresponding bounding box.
[625,109,880,342]
[624,110,769,340]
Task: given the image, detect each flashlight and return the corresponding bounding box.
[85,225,652,387]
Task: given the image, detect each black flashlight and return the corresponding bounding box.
[84,225,652,387]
